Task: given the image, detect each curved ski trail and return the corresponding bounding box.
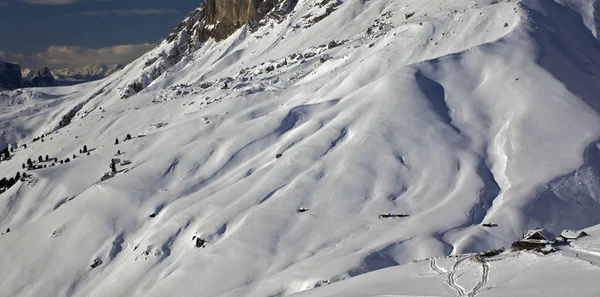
[446,257,468,297]
[468,261,490,297]
[430,258,446,275]
[429,256,490,297]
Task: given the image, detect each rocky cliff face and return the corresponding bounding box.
[0,61,22,90]
[166,0,296,44]
[202,0,283,39]
[120,0,297,98]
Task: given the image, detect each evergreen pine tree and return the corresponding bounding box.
[110,160,117,173]
[1,147,9,160]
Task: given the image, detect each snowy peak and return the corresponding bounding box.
[52,64,124,82]
[21,64,124,86]
[118,0,522,99]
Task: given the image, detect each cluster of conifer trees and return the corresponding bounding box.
[0,171,28,194]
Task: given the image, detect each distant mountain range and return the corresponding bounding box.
[22,63,125,85]
[0,62,124,90]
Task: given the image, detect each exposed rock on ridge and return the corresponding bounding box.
[121,0,298,98]
[24,67,56,88]
[0,61,22,90]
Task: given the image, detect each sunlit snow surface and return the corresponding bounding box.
[2,0,600,296]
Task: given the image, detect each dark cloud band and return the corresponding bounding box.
[69,8,179,17]
[22,0,78,5]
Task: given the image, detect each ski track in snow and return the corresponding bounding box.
[430,258,446,275]
[446,257,468,297]
[439,256,490,297]
[468,260,490,297]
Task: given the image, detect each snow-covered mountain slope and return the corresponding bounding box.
[1,0,600,296]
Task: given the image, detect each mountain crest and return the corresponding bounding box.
[27,67,56,88]
[120,0,299,98]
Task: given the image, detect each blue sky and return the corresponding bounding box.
[0,0,201,69]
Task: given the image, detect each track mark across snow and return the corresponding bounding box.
[468,261,490,297]
[446,257,468,297]
[430,258,445,275]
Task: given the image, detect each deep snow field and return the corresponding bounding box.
[2,0,600,296]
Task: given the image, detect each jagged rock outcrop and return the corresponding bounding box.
[25,67,56,88]
[120,0,297,98]
[201,0,282,39]
[0,61,22,90]
[166,0,297,44]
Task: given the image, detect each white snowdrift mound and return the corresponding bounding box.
[1,0,600,296]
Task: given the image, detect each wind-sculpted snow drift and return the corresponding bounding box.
[1,0,600,296]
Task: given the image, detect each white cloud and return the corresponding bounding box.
[1,43,157,69]
[22,0,78,5]
[70,8,179,17]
